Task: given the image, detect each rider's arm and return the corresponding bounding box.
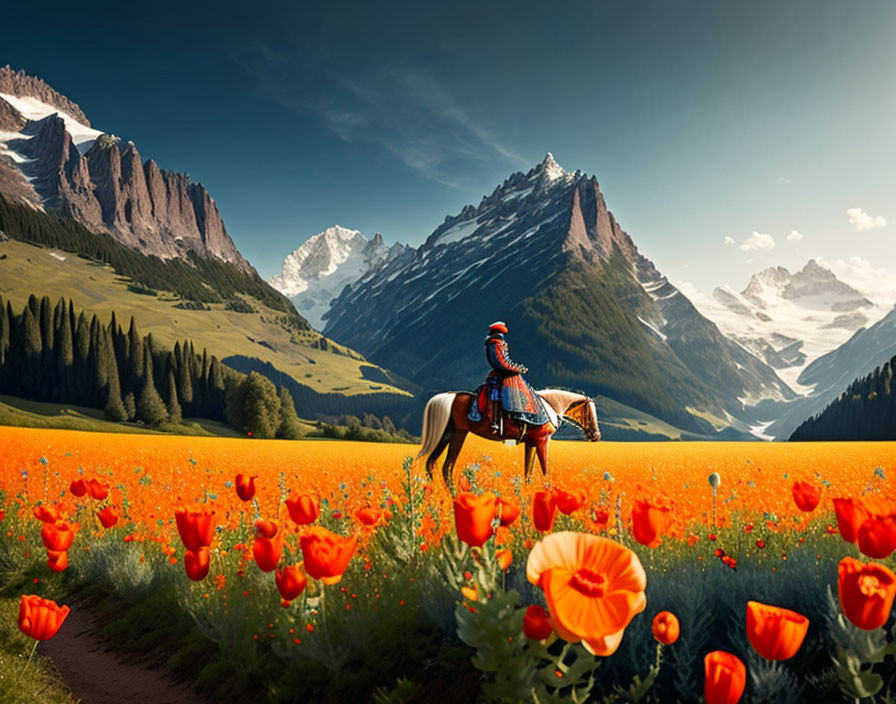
[487,342,528,374]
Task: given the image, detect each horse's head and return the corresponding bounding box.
[565,397,601,442]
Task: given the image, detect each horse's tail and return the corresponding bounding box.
[415,392,456,462]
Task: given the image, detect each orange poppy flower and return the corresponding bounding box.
[300,526,357,584]
[86,479,109,501]
[453,491,497,548]
[69,478,87,498]
[745,601,809,660]
[46,549,68,573]
[497,548,513,571]
[632,499,670,548]
[97,506,119,529]
[523,605,553,641]
[355,507,382,527]
[526,532,647,656]
[19,595,70,641]
[184,547,211,581]
[286,494,320,525]
[838,556,896,630]
[496,497,521,526]
[652,611,680,645]
[235,474,256,502]
[532,490,558,532]
[791,481,821,512]
[857,513,896,560]
[555,488,586,515]
[33,504,61,524]
[175,508,216,551]
[41,522,75,552]
[704,650,746,704]
[833,498,869,544]
[276,564,308,603]
[253,519,283,572]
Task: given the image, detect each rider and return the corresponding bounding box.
[484,321,549,434]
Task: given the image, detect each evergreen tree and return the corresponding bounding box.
[276,386,304,439]
[136,347,167,426]
[164,353,182,424]
[176,342,194,409]
[123,391,137,421]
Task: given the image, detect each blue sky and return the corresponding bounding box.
[6,0,895,296]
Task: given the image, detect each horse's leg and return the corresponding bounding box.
[524,442,537,484]
[442,430,469,494]
[535,438,550,485]
[426,435,451,482]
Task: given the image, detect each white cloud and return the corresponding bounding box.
[787,230,803,241]
[846,207,887,231]
[723,236,735,245]
[739,231,776,251]
[777,176,791,184]
[817,256,896,308]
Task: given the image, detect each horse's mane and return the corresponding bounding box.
[537,389,586,416]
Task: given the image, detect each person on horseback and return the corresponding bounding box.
[483,321,549,434]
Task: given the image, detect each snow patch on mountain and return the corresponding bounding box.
[0,92,103,153]
[270,226,408,331]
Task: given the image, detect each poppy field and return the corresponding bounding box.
[2,426,896,703]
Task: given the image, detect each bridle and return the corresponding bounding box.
[562,397,600,440]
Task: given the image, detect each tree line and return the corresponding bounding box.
[0,293,304,439]
[790,354,896,441]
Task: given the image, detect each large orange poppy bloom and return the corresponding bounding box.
[704,650,746,704]
[838,556,896,630]
[745,601,809,660]
[300,526,357,584]
[175,508,216,551]
[526,532,647,656]
[631,499,670,548]
[453,491,497,547]
[19,595,70,641]
[833,498,869,544]
[791,481,821,512]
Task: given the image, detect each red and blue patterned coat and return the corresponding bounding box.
[485,334,549,425]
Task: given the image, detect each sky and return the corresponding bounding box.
[6,0,895,298]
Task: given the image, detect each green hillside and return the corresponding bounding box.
[0,239,406,397]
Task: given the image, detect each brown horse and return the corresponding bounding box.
[415,389,600,491]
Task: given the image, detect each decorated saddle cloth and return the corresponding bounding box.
[469,375,551,426]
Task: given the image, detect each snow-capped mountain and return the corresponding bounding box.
[323,154,793,435]
[269,226,409,330]
[0,66,251,271]
[688,260,876,392]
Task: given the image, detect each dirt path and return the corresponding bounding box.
[41,602,207,704]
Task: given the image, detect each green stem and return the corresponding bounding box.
[21,640,38,676]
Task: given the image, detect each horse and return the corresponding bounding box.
[414,388,600,491]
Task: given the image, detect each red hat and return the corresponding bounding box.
[488,321,508,334]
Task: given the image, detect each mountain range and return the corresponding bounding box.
[306,154,794,435]
[0,66,250,271]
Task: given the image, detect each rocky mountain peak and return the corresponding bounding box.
[0,65,91,125]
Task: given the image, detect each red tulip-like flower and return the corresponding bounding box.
[86,479,109,501]
[19,595,70,641]
[253,519,283,572]
[184,547,211,581]
[497,548,513,571]
[704,650,746,704]
[69,478,87,497]
[235,474,256,502]
[857,513,896,560]
[833,498,869,544]
[300,526,357,584]
[355,507,382,527]
[46,550,68,573]
[746,601,809,660]
[632,499,670,548]
[286,494,320,525]
[532,490,558,532]
[555,488,586,515]
[496,497,521,526]
[453,491,497,548]
[792,481,821,512]
[838,556,896,630]
[276,564,308,603]
[97,506,119,529]
[523,605,553,641]
[175,508,216,551]
[41,522,75,552]
[652,611,680,645]
[33,504,61,524]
